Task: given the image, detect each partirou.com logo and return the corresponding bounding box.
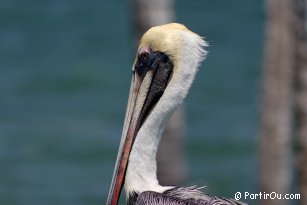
[234,192,300,201]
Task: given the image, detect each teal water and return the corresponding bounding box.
[1,0,263,204]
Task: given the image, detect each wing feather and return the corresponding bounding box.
[135,187,247,205]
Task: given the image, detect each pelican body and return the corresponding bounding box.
[107,23,246,205]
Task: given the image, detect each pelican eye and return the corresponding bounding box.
[139,52,149,64]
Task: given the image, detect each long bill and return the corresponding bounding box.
[106,51,173,205]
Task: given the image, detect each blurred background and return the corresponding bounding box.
[1,0,306,205]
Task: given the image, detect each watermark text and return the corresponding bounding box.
[235,192,300,201]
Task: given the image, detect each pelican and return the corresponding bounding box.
[107,23,246,205]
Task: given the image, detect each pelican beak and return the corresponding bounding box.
[106,50,173,205]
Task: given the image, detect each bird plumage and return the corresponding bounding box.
[125,23,206,195]
[130,187,245,205]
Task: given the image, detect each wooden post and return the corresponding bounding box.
[157,108,187,185]
[259,1,295,205]
[131,0,174,43]
[293,0,307,204]
[130,0,187,186]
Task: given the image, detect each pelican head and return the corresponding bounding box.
[107,23,207,205]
